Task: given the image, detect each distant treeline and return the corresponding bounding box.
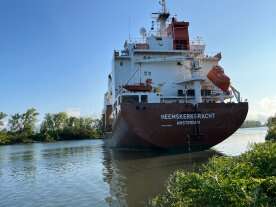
[0,109,103,145]
[241,120,264,128]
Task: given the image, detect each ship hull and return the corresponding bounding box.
[105,102,248,151]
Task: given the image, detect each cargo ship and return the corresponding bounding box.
[103,0,248,151]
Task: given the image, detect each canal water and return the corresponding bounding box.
[0,128,267,207]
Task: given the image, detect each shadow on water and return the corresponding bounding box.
[102,148,221,207]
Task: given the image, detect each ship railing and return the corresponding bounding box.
[161,96,194,104]
[128,37,146,44]
[114,50,130,57]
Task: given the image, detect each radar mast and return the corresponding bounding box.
[160,0,167,13]
[153,0,170,37]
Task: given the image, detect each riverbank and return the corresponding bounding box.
[0,108,103,145]
[0,134,103,146]
[151,141,276,207]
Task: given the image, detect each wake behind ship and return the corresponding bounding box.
[103,0,248,151]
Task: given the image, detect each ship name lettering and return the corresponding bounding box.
[161,113,215,120]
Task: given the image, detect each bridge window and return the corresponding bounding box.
[141,95,148,103]
[144,71,152,76]
[187,89,195,96]
[178,90,184,96]
[201,90,211,96]
[122,95,139,104]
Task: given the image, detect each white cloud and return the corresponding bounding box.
[259,97,276,113]
[248,97,276,123]
[66,108,81,118]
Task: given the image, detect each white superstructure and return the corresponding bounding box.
[104,0,238,115]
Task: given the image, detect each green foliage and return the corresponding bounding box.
[1,108,103,145]
[266,117,276,141]
[40,113,57,142]
[151,142,276,207]
[22,108,39,136]
[0,131,11,145]
[7,108,39,144]
[0,112,7,127]
[40,112,102,142]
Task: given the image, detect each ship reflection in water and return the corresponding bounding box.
[0,128,267,207]
[103,149,221,207]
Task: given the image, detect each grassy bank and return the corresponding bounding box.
[0,109,103,145]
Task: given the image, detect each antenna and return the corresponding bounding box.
[155,0,170,37]
[159,0,167,13]
[128,16,132,42]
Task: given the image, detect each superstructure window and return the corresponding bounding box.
[144,71,151,76]
[141,95,148,103]
[187,89,195,96]
[121,95,139,104]
[174,40,189,50]
[178,90,184,96]
[201,90,211,96]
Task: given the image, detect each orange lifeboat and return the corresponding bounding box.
[207,66,230,92]
[123,79,153,92]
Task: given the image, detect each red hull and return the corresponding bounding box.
[105,102,248,151]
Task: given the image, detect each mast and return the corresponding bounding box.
[160,0,167,13]
[153,0,170,37]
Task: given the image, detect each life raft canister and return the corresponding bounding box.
[207,66,231,92]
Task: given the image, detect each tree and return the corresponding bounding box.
[0,112,7,128]
[0,132,10,145]
[22,108,39,136]
[9,108,39,135]
[9,113,23,133]
[266,116,276,141]
[92,119,103,137]
[39,112,103,141]
[8,108,39,143]
[40,113,56,141]
[0,112,9,145]
[53,112,68,130]
[67,116,78,128]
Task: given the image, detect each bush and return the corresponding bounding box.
[0,132,11,145]
[151,142,276,207]
[266,117,276,141]
[266,127,276,141]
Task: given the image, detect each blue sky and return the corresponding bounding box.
[0,0,275,121]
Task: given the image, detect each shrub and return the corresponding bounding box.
[151,142,276,207]
[266,117,276,141]
[0,132,11,145]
